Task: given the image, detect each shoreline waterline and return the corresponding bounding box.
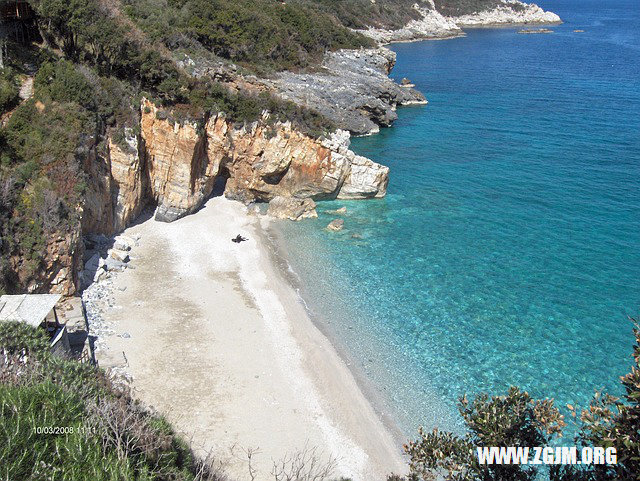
[260,220,412,449]
[93,196,407,481]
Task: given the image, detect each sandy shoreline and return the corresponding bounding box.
[93,196,406,481]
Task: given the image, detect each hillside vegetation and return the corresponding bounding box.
[120,0,373,71]
[0,322,223,480]
[0,0,347,295]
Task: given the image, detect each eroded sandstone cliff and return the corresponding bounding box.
[139,100,388,222]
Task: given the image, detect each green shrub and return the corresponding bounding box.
[0,320,50,357]
[0,382,132,481]
[296,0,422,29]
[4,99,94,170]
[34,59,96,110]
[0,68,19,114]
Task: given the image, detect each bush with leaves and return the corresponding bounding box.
[404,387,565,481]
[401,321,640,481]
[0,67,19,114]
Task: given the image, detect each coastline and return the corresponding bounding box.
[85,5,568,477]
[260,221,411,448]
[93,196,406,481]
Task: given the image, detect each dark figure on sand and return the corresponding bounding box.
[232,234,248,243]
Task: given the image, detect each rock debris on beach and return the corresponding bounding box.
[80,232,141,354]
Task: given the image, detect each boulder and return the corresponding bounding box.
[113,237,133,251]
[267,196,318,221]
[109,249,130,263]
[327,219,344,231]
[104,258,127,272]
[92,269,107,283]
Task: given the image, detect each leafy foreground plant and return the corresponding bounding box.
[0,322,225,481]
[396,320,640,481]
[0,322,358,481]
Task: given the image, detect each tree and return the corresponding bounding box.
[404,387,565,481]
[402,321,640,481]
[0,0,9,69]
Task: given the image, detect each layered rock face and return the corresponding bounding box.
[108,133,146,231]
[8,226,82,296]
[81,99,388,231]
[138,100,388,222]
[82,129,146,235]
[268,48,426,136]
[140,107,222,222]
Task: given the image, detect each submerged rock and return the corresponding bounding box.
[267,196,318,221]
[327,219,345,231]
[325,207,347,215]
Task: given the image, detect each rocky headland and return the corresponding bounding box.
[267,48,426,137]
[357,4,463,44]
[451,1,561,27]
[357,0,561,43]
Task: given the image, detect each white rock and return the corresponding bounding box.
[113,240,131,252]
[109,249,130,263]
[451,1,561,26]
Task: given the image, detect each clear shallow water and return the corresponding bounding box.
[277,0,640,436]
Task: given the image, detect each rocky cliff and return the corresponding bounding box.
[139,100,388,222]
[267,48,426,137]
[358,0,561,43]
[80,98,388,233]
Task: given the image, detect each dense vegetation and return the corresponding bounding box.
[397,321,640,481]
[120,0,373,72]
[298,0,424,30]
[0,321,225,480]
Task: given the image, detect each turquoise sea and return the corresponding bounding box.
[276,0,640,435]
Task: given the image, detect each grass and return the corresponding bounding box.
[0,322,213,481]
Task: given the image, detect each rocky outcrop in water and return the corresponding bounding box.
[450,1,561,26]
[267,48,426,137]
[357,0,560,43]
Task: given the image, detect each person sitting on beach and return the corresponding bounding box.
[232,234,248,243]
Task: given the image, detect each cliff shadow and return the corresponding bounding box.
[210,166,230,198]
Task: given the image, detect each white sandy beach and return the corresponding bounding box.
[95,196,406,481]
